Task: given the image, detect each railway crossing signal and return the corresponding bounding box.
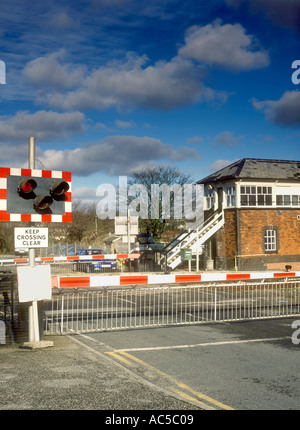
[0,167,72,222]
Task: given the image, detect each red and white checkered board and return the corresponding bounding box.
[0,167,72,222]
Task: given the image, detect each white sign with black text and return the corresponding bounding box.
[14,227,48,248]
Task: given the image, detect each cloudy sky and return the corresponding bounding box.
[0,0,299,200]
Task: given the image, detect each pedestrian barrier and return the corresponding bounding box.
[44,277,300,335]
[0,272,17,346]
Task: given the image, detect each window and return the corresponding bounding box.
[276,194,300,206]
[257,186,272,205]
[240,186,272,206]
[264,229,277,252]
[226,186,236,207]
[276,186,300,207]
[205,187,214,209]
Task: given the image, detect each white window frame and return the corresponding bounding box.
[225,185,236,208]
[264,229,277,252]
[205,187,214,210]
[276,186,300,207]
[240,185,273,207]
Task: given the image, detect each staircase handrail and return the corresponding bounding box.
[163,209,221,257]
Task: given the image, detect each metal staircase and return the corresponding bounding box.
[164,210,224,269]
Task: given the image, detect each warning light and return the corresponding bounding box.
[1,167,72,222]
[18,178,37,195]
[34,195,53,211]
[50,180,69,197]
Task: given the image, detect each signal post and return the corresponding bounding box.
[0,137,72,348]
[28,137,39,344]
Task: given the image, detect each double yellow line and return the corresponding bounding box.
[106,350,234,410]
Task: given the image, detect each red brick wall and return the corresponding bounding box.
[238,209,300,256]
[223,210,237,258]
[214,208,300,270]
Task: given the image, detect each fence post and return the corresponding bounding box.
[10,274,15,346]
[214,285,217,321]
[60,294,64,334]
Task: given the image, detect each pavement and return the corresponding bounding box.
[0,334,201,412]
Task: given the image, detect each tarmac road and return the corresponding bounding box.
[71,318,300,411]
[0,317,299,413]
[0,334,201,413]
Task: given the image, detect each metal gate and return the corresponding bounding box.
[44,279,300,335]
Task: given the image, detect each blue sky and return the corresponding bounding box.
[0,0,299,201]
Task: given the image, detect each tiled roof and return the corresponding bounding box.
[197,158,300,184]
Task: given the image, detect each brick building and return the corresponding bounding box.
[197,158,300,271]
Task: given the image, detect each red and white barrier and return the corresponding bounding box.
[0,253,140,265]
[52,271,300,289]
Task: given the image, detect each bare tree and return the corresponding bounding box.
[128,165,194,242]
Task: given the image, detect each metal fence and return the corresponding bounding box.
[44,279,300,334]
[0,272,17,346]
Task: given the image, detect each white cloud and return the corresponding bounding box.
[0,110,86,142]
[22,49,227,111]
[72,187,97,200]
[209,159,239,172]
[23,50,85,90]
[115,119,136,129]
[179,21,269,72]
[45,54,215,111]
[252,91,300,127]
[45,11,78,33]
[213,130,245,146]
[186,136,203,144]
[37,135,201,176]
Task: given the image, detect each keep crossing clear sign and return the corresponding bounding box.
[14,227,48,248]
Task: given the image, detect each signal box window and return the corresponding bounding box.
[241,186,272,206]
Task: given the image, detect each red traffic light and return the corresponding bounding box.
[18,178,37,194]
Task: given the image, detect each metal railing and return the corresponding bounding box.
[0,272,17,346]
[44,279,300,334]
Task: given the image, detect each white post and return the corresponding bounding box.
[214,286,217,321]
[28,137,40,343]
[127,208,131,254]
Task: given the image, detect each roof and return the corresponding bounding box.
[104,235,121,243]
[197,158,300,184]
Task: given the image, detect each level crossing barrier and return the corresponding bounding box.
[51,270,300,289]
[0,253,142,276]
[0,253,140,265]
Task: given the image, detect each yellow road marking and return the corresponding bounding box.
[106,351,133,366]
[173,381,234,410]
[106,350,234,410]
[168,386,216,410]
